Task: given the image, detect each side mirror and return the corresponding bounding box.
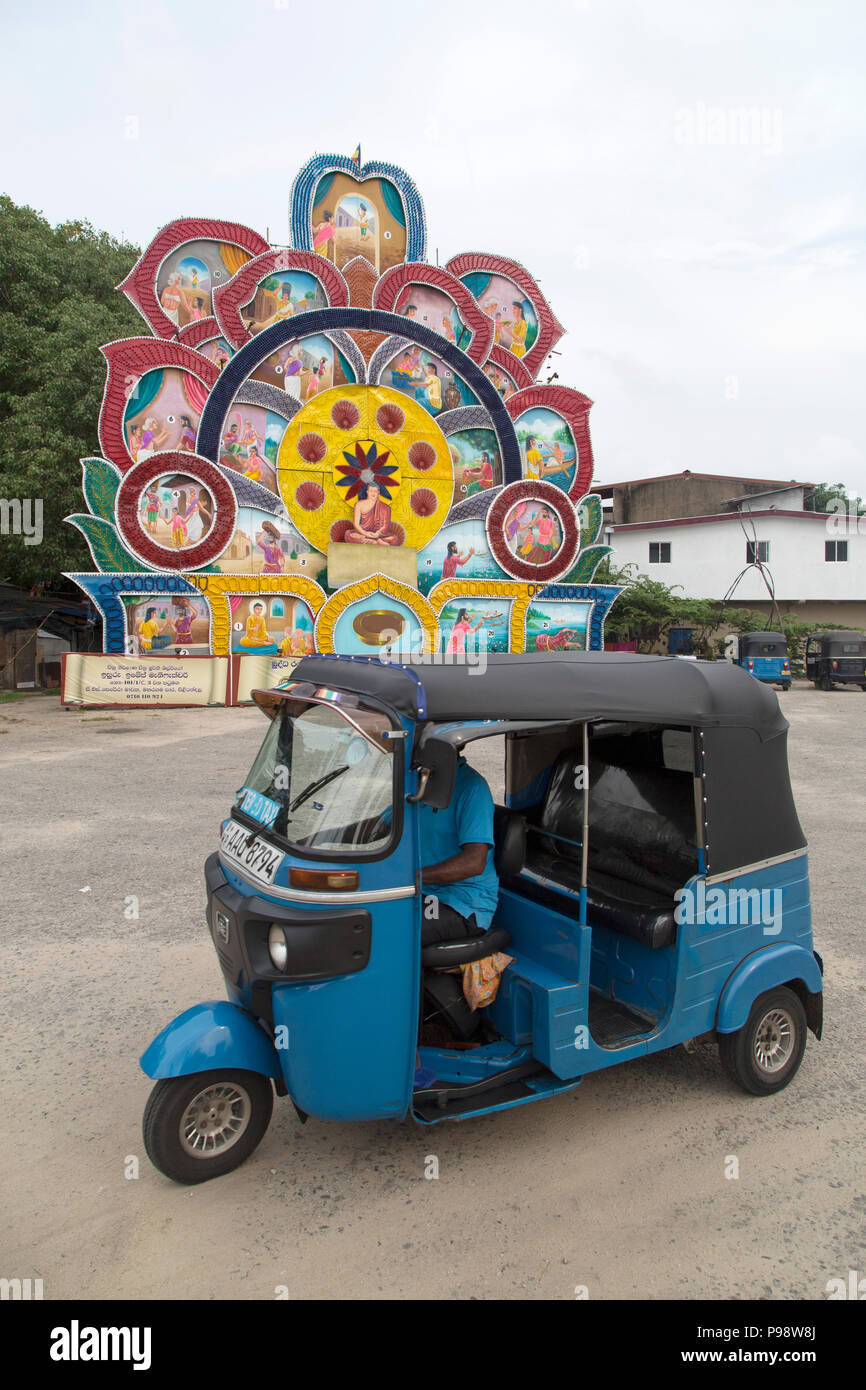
[409,733,458,808]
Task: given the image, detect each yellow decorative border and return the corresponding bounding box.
[183,573,327,655]
[428,578,538,653]
[315,573,438,655]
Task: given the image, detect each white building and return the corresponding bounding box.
[601,476,866,631]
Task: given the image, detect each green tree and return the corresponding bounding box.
[0,197,142,589]
[804,482,865,515]
[598,560,687,650]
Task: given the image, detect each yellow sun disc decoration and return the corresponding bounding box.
[277,384,454,555]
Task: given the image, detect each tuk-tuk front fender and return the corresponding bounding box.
[716,944,823,1036]
[140,1001,282,1081]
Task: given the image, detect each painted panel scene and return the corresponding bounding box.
[215,509,325,581]
[525,600,590,652]
[196,337,233,371]
[125,595,211,656]
[311,173,407,274]
[439,600,510,655]
[138,474,215,551]
[333,595,424,657]
[483,362,518,402]
[418,520,507,595]
[448,428,502,500]
[219,407,279,493]
[250,335,354,397]
[459,272,538,360]
[394,285,471,350]
[516,407,577,491]
[382,345,478,416]
[156,239,251,327]
[124,368,207,460]
[504,499,563,566]
[241,271,327,335]
[231,595,315,655]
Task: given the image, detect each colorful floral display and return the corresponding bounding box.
[66,150,621,671]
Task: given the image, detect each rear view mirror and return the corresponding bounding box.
[409,734,458,808]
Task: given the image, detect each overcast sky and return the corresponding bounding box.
[3,0,864,495]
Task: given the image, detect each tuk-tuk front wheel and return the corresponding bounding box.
[143,1069,273,1184]
[718,987,807,1096]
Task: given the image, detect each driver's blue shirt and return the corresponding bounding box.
[420,760,499,928]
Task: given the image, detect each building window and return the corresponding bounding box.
[746,540,769,564]
[649,542,671,564]
[825,540,848,562]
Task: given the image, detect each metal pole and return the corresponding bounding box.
[579,722,589,926]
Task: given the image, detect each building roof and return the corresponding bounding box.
[592,470,814,491]
[727,485,807,505]
[0,585,90,636]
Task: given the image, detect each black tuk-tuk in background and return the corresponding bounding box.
[805,631,866,691]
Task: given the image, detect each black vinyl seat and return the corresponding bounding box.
[522,750,697,949]
[525,850,677,949]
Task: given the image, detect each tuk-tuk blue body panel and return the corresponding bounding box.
[736,656,789,684]
[487,851,818,1080]
[670,852,814,1037]
[716,942,822,1033]
[140,1001,282,1080]
[269,894,420,1122]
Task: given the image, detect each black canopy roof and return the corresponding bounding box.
[292,652,788,740]
[808,630,866,642]
[740,631,786,643]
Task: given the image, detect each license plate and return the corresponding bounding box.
[220,820,285,885]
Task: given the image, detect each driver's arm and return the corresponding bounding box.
[422,843,488,885]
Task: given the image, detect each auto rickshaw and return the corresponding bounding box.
[805,631,866,691]
[140,653,823,1184]
[736,631,791,690]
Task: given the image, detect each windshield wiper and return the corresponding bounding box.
[289,764,350,813]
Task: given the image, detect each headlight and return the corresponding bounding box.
[268,924,288,971]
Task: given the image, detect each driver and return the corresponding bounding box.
[420,755,499,945]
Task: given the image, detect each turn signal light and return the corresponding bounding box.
[289,868,360,891]
[832,660,839,670]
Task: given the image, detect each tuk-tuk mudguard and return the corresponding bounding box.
[715,944,823,1035]
[140,1001,282,1081]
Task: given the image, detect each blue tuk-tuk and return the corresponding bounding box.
[140,653,823,1184]
[736,631,791,690]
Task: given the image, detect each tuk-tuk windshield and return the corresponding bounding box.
[238,698,396,855]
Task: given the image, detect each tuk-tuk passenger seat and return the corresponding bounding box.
[522,751,697,949]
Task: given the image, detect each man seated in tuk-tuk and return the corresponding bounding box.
[419,756,499,944]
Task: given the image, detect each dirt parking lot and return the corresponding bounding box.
[1,685,864,1300]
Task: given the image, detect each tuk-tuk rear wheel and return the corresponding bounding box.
[718,987,807,1096]
[143,1069,274,1185]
